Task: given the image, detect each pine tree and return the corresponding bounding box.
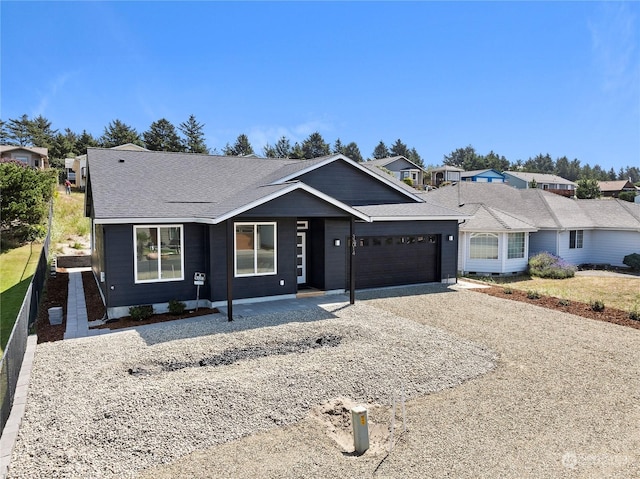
[263,136,291,158]
[143,118,184,152]
[6,114,32,146]
[223,134,254,156]
[343,142,363,162]
[372,141,389,159]
[178,114,209,153]
[100,120,143,148]
[301,132,330,159]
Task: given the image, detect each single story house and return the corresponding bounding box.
[85,148,469,319]
[365,156,427,188]
[597,179,638,199]
[0,145,49,169]
[460,169,505,183]
[423,182,640,275]
[502,171,576,197]
[430,165,464,187]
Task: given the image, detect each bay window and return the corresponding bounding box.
[470,233,498,259]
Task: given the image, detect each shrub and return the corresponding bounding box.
[623,253,640,272]
[558,299,571,307]
[528,252,576,279]
[402,177,414,187]
[589,300,605,312]
[168,299,186,315]
[503,287,513,294]
[129,305,153,321]
[527,290,541,299]
[629,309,640,322]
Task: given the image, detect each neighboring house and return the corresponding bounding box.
[597,179,638,198]
[85,148,469,319]
[0,145,49,169]
[460,169,505,183]
[430,165,464,187]
[365,156,427,188]
[65,157,76,182]
[502,171,576,197]
[423,182,640,275]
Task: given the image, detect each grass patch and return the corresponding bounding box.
[487,275,640,312]
[50,190,90,254]
[0,243,43,353]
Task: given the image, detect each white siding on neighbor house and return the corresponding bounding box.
[458,232,529,274]
[529,230,558,256]
[587,230,640,266]
[557,229,592,266]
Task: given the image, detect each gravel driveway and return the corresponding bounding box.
[8,284,640,478]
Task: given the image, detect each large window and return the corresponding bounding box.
[470,233,498,259]
[507,232,525,259]
[134,225,183,282]
[569,230,583,249]
[235,222,276,276]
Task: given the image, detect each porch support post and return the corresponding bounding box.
[226,220,233,321]
[349,217,355,305]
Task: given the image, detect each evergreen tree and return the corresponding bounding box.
[389,138,410,158]
[333,138,345,155]
[0,119,8,144]
[290,142,304,159]
[100,119,143,148]
[76,130,99,155]
[50,128,79,161]
[143,118,184,152]
[443,145,478,169]
[576,178,601,199]
[343,142,363,162]
[372,141,389,159]
[407,147,424,168]
[301,132,330,159]
[223,134,254,156]
[6,114,32,146]
[523,153,554,173]
[29,115,57,148]
[263,136,292,158]
[483,150,508,171]
[178,114,208,154]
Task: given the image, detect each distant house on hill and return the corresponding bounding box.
[431,165,464,187]
[502,171,576,197]
[365,156,427,188]
[597,179,638,198]
[460,169,505,183]
[0,145,49,169]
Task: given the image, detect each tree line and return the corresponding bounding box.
[1,114,637,183]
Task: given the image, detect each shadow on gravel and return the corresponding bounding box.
[355,283,457,301]
[128,305,342,346]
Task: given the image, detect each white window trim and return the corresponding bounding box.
[134,224,184,283]
[469,232,499,260]
[234,221,277,277]
[507,232,525,259]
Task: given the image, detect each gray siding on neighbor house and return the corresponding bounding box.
[99,223,208,310]
[503,173,528,189]
[528,230,558,256]
[295,161,412,206]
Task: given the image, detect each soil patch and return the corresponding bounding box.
[476,285,640,330]
[35,272,68,343]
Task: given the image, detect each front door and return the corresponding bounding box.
[296,232,306,284]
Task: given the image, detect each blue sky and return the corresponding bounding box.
[2,1,638,171]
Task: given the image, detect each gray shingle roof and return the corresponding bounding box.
[87,149,461,223]
[421,182,640,231]
[503,171,576,186]
[355,202,470,220]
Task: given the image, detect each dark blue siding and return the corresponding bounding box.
[102,223,208,309]
[242,189,352,218]
[295,161,413,206]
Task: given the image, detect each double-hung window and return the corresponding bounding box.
[134,225,183,282]
[507,232,525,259]
[235,222,276,276]
[569,230,583,249]
[469,233,498,259]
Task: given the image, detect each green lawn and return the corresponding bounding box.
[0,243,43,353]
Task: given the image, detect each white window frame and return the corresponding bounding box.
[507,232,525,259]
[133,224,184,283]
[469,233,499,259]
[569,230,583,249]
[234,222,277,277]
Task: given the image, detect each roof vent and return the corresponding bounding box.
[118,159,125,163]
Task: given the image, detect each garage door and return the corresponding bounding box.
[352,234,440,288]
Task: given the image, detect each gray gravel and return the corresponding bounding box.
[8,293,496,478]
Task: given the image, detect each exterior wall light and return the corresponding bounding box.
[334,239,341,247]
[448,235,454,241]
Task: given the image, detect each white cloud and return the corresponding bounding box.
[33,71,75,117]
[247,119,334,153]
